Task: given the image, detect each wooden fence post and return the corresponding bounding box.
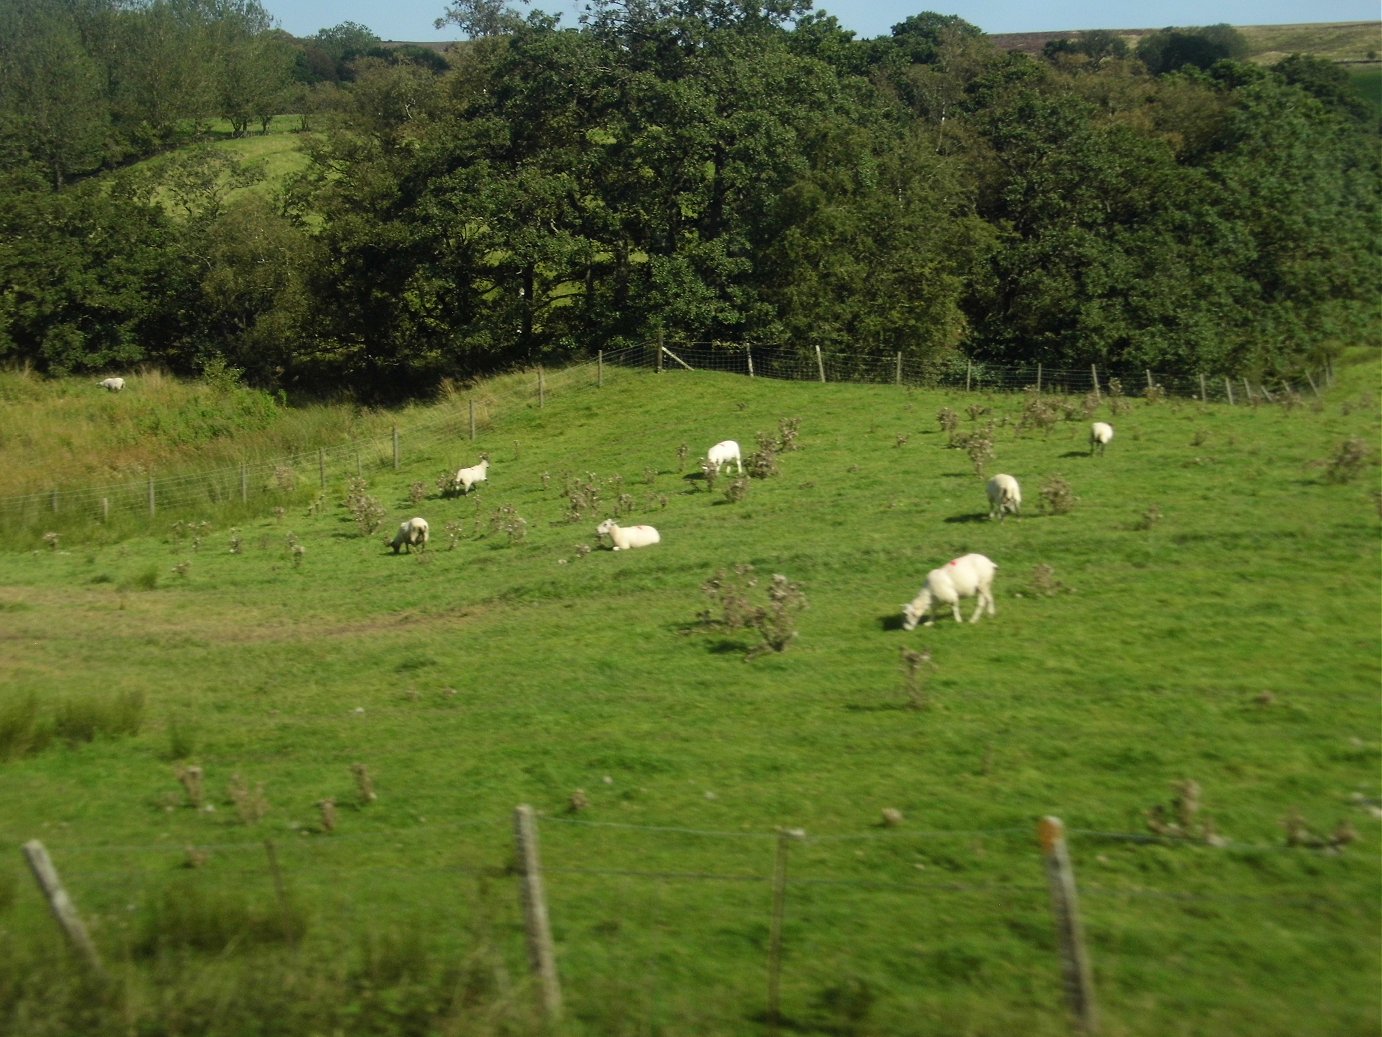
[1224,378,1234,405]
[1305,370,1318,397]
[148,473,156,518]
[815,345,826,383]
[656,331,664,373]
[392,427,400,470]
[22,840,106,980]
[895,352,902,386]
[597,349,603,388]
[1241,378,1252,405]
[469,399,476,442]
[1037,363,1043,393]
[767,827,799,1035]
[1038,817,1098,1036]
[538,366,545,408]
[748,347,755,378]
[965,360,972,393]
[1090,365,1101,401]
[101,498,109,524]
[1199,372,1207,402]
[514,805,562,1022]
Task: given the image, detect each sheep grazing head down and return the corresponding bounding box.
[902,553,998,629]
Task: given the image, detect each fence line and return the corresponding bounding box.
[16,810,1364,1036]
[0,343,1325,535]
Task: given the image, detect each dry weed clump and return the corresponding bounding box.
[936,407,959,445]
[488,504,528,544]
[227,773,269,825]
[699,564,808,660]
[1145,779,1225,845]
[900,647,933,710]
[352,763,377,805]
[344,477,387,535]
[1029,563,1071,597]
[1320,436,1373,484]
[176,764,205,807]
[1282,810,1357,852]
[1038,474,1077,515]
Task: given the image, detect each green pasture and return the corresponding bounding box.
[0,356,1378,1036]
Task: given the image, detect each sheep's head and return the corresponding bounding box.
[901,596,930,631]
[595,518,615,538]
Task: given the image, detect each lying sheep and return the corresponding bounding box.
[390,516,429,554]
[452,458,489,495]
[596,518,660,551]
[707,440,742,475]
[986,474,1021,521]
[1089,422,1114,456]
[901,553,997,629]
[98,377,125,392]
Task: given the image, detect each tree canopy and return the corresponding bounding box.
[0,2,1376,397]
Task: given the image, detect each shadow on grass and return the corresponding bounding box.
[943,512,989,524]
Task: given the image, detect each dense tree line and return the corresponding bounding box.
[0,0,1376,399]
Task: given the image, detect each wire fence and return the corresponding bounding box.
[0,343,1329,538]
[13,811,1372,1036]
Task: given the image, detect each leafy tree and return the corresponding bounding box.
[1136,24,1247,75]
[0,0,110,187]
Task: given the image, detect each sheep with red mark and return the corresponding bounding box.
[901,553,997,629]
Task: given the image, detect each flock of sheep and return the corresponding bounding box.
[387,423,1115,634]
[902,420,1113,628]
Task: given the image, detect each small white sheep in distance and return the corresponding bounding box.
[986,474,1021,521]
[452,458,489,495]
[901,553,997,629]
[596,518,660,551]
[98,377,125,392]
[390,516,429,554]
[1089,422,1114,456]
[707,440,742,475]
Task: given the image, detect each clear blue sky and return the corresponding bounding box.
[267,0,1380,43]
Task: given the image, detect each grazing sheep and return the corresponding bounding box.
[986,474,1021,521]
[390,516,429,554]
[98,377,125,392]
[596,518,660,551]
[1089,422,1114,456]
[901,553,997,629]
[451,458,490,495]
[707,440,742,475]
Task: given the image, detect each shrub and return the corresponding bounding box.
[1039,474,1077,515]
[344,478,387,535]
[1322,436,1373,483]
[699,565,807,660]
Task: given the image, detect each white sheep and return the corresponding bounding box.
[451,458,489,495]
[596,518,661,551]
[706,440,742,475]
[986,474,1021,521]
[901,553,997,629]
[1089,422,1114,456]
[98,377,125,392]
[390,516,429,554]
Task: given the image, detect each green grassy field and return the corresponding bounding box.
[0,355,1378,1036]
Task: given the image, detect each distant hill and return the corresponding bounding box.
[988,21,1381,64]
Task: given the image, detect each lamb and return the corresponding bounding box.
[706,440,742,475]
[98,377,125,392]
[451,458,489,495]
[901,553,997,629]
[986,474,1021,521]
[1089,422,1114,456]
[596,518,661,551]
[390,516,429,554]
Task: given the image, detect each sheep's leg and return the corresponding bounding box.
[950,601,963,623]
